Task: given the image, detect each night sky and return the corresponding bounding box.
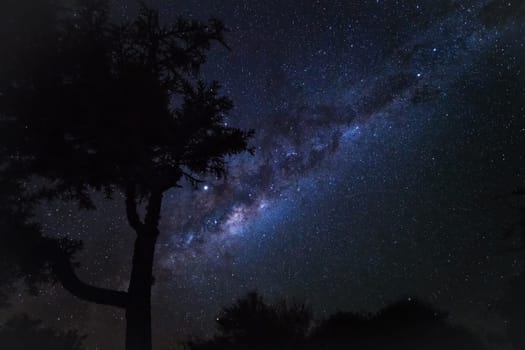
[4,0,525,349]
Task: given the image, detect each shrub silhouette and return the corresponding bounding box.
[187,294,487,350]
[311,298,487,350]
[187,292,311,350]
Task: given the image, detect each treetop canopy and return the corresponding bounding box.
[0,0,253,206]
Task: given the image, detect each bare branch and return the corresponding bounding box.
[181,171,203,187]
[47,242,128,309]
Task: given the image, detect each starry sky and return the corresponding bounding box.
[4,0,525,349]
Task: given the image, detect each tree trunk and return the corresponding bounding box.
[125,231,158,350]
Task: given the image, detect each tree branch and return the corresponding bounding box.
[125,184,143,231]
[181,171,203,187]
[46,242,129,309]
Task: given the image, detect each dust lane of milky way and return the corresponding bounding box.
[158,0,511,264]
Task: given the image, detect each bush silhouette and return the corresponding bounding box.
[187,294,487,350]
[187,292,311,350]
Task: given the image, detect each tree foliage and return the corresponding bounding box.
[0,1,253,349]
[215,292,311,345]
[0,0,252,207]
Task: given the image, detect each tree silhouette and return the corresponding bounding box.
[215,292,311,344]
[0,314,86,350]
[0,174,82,308]
[188,295,487,350]
[310,298,487,350]
[0,1,253,349]
[187,292,311,350]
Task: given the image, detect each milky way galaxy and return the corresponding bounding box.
[5,1,525,349]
